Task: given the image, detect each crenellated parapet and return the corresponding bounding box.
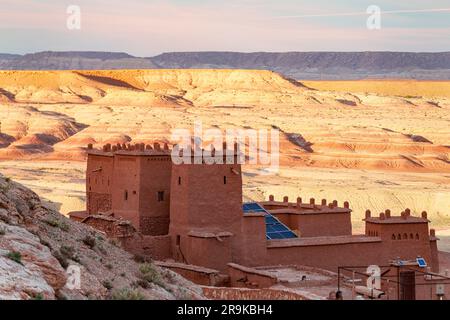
[364,208,430,224]
[87,142,172,156]
[264,194,351,213]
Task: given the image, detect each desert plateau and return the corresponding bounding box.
[0,69,449,245]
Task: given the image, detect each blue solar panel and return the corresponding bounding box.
[243,203,266,213]
[243,202,297,240]
[416,257,427,268]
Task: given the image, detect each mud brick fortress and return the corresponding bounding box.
[70,141,447,300]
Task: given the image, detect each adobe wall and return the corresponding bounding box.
[86,154,114,214]
[264,238,436,273]
[169,161,243,233]
[138,155,172,235]
[155,262,225,286]
[201,287,310,300]
[227,263,278,289]
[110,154,141,228]
[366,221,429,242]
[169,159,244,267]
[430,239,439,273]
[182,235,233,272]
[120,234,172,261]
[81,216,136,238]
[237,215,267,266]
[416,276,450,300]
[288,212,352,237]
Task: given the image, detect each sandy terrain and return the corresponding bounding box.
[302,80,450,98]
[0,69,449,249]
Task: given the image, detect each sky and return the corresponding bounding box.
[0,0,449,56]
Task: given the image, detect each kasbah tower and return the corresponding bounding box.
[70,140,446,300]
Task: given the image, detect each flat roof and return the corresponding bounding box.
[365,216,429,224]
[260,201,351,215]
[267,235,381,248]
[88,149,171,157]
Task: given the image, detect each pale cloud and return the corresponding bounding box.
[0,0,448,54]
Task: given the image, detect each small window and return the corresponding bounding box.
[415,233,419,240]
[410,233,414,239]
[124,190,128,200]
[397,234,401,240]
[224,176,227,184]
[176,235,181,246]
[403,233,408,240]
[158,191,164,202]
[392,234,396,240]
[178,177,182,185]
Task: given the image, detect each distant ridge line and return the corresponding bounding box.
[1,51,450,80]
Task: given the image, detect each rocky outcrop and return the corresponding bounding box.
[0,223,66,299]
[0,175,204,300]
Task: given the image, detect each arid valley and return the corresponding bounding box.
[0,69,449,249]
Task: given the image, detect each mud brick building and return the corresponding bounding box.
[69,141,445,300]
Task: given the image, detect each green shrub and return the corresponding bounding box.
[0,227,5,236]
[102,280,113,290]
[31,293,44,300]
[53,245,80,269]
[139,263,163,287]
[44,218,70,232]
[111,288,145,300]
[6,251,22,265]
[53,250,68,269]
[82,235,96,248]
[133,254,152,263]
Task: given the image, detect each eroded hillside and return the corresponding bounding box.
[0,174,203,300]
[0,69,449,228]
[0,69,448,172]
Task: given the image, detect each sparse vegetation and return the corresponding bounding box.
[110,288,145,300]
[133,254,152,263]
[96,243,108,255]
[53,245,80,269]
[102,280,113,290]
[138,263,164,287]
[39,237,51,249]
[31,292,44,300]
[82,235,96,249]
[134,279,149,289]
[0,227,5,235]
[44,218,70,232]
[6,251,22,265]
